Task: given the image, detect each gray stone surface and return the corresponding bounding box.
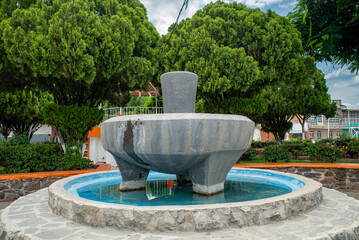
[101,114,254,195]
[48,169,322,232]
[1,187,359,240]
[160,71,198,114]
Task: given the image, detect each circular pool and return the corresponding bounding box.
[65,169,304,206]
[49,168,322,232]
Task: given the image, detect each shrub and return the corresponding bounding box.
[305,142,341,163]
[251,141,276,148]
[59,148,91,170]
[0,142,91,174]
[284,141,306,159]
[347,138,359,158]
[318,138,335,145]
[263,145,290,163]
[8,133,30,146]
[238,148,257,162]
[335,133,350,148]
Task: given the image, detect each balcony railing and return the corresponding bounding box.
[103,107,163,120]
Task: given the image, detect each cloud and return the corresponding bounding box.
[142,0,214,35]
[342,102,359,109]
[278,0,296,8]
[325,67,352,80]
[332,75,359,89]
[236,0,284,8]
[142,0,285,35]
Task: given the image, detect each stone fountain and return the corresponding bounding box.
[101,71,255,195]
[5,72,358,239]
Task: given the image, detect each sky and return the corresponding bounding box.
[141,0,359,109]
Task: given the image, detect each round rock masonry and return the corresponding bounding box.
[101,71,255,195]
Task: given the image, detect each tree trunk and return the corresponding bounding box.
[301,124,306,140]
[296,115,306,140]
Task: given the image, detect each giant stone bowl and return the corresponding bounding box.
[101,113,255,195]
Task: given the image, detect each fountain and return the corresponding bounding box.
[46,72,323,231]
[2,72,359,239]
[100,71,255,195]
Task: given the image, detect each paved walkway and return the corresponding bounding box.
[1,188,359,240]
[0,201,12,210]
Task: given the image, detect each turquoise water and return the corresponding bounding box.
[66,169,304,206]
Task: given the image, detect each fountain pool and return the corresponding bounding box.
[65,169,303,206]
[49,168,322,232]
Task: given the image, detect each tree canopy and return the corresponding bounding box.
[0,0,159,151]
[0,89,52,140]
[0,0,159,107]
[289,0,359,73]
[258,82,295,144]
[159,1,305,120]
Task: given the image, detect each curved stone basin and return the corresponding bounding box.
[101,113,255,195]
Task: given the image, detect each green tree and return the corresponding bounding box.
[0,0,36,20]
[0,89,52,140]
[0,0,159,151]
[159,1,305,119]
[294,57,337,139]
[289,0,359,72]
[1,0,159,106]
[258,83,295,144]
[42,104,104,153]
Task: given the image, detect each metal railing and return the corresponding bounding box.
[103,107,163,120]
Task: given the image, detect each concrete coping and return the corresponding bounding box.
[103,113,253,123]
[236,162,359,169]
[0,163,111,181]
[48,169,323,232]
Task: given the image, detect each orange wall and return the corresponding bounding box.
[260,131,276,142]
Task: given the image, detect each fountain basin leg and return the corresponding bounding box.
[114,156,149,191]
[189,151,243,195]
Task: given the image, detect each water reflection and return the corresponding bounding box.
[77,179,291,206]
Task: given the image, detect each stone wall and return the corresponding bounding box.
[271,167,359,190]
[0,177,63,200]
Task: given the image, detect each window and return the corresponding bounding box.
[309,116,317,124]
[329,131,333,138]
[317,131,322,139]
[326,114,340,124]
[310,131,314,139]
[336,131,341,137]
[309,115,323,125]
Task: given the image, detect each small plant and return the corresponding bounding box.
[305,142,341,163]
[263,145,290,163]
[238,148,257,162]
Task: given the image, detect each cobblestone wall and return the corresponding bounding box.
[271,168,359,190]
[0,177,63,200]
